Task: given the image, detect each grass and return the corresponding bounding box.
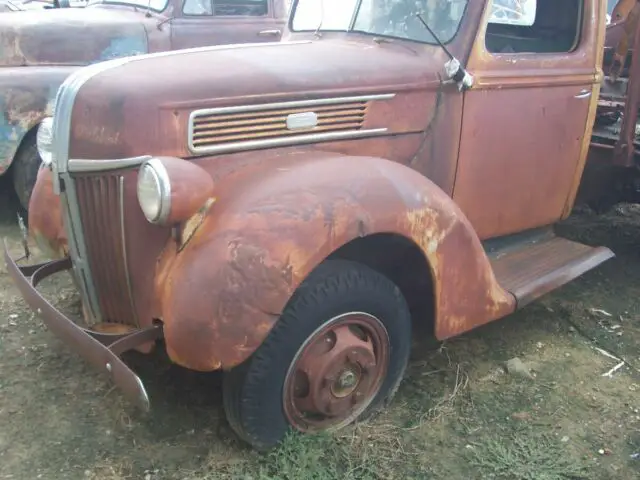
[468,432,588,480]
[184,427,433,480]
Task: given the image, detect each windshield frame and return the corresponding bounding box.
[287,0,470,47]
[87,0,169,13]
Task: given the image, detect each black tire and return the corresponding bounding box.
[222,259,412,450]
[11,134,42,211]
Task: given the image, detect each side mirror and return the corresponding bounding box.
[53,0,71,8]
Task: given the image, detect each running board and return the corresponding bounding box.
[486,229,614,308]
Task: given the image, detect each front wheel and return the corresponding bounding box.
[222,259,412,450]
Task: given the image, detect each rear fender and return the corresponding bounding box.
[156,152,516,371]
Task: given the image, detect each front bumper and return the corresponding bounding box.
[4,240,163,411]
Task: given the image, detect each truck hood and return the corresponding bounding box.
[0,7,148,66]
[68,38,449,159]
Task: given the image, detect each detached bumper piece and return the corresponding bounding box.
[4,240,162,411]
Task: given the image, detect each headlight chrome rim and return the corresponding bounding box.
[137,157,171,224]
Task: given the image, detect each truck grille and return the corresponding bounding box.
[189,100,368,152]
[74,174,138,326]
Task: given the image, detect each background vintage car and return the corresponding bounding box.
[0,0,87,11]
[0,0,288,210]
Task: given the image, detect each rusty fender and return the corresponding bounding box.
[28,166,68,258]
[0,66,79,175]
[155,152,516,372]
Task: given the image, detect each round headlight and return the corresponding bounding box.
[137,158,171,224]
[36,117,54,167]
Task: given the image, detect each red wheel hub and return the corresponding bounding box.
[283,313,390,431]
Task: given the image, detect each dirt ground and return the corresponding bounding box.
[0,175,639,480]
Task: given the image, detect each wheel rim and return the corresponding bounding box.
[283,312,390,432]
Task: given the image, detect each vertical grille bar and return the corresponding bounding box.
[74,174,138,326]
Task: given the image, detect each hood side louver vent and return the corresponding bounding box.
[187,94,395,155]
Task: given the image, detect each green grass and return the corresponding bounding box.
[468,432,588,480]
[185,430,432,480]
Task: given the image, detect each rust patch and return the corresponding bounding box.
[28,167,68,259]
[0,70,71,174]
[179,197,216,251]
[0,9,149,67]
[91,322,137,335]
[73,124,122,147]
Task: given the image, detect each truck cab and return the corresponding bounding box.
[6,0,615,450]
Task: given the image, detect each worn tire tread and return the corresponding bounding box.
[222,259,412,451]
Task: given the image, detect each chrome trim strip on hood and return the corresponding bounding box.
[189,128,390,155]
[189,94,395,116]
[68,156,151,173]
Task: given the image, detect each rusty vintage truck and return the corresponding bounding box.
[4,0,618,450]
[0,0,288,210]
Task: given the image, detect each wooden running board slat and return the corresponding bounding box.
[490,235,614,308]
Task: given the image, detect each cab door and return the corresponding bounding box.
[170,0,284,50]
[452,0,604,239]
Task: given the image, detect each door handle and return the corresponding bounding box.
[574,89,592,99]
[258,29,281,37]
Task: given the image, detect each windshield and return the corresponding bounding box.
[291,0,470,45]
[87,0,168,11]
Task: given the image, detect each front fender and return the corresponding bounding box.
[0,66,79,175]
[156,152,516,371]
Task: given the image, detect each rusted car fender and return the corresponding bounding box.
[28,166,67,258]
[0,66,78,175]
[156,152,516,372]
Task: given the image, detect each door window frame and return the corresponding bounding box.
[481,0,588,59]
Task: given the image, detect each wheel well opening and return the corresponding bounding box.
[11,123,39,162]
[7,122,39,179]
[327,233,435,339]
[3,123,40,214]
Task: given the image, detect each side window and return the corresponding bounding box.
[182,0,268,16]
[183,0,212,15]
[485,0,582,54]
[212,0,268,16]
